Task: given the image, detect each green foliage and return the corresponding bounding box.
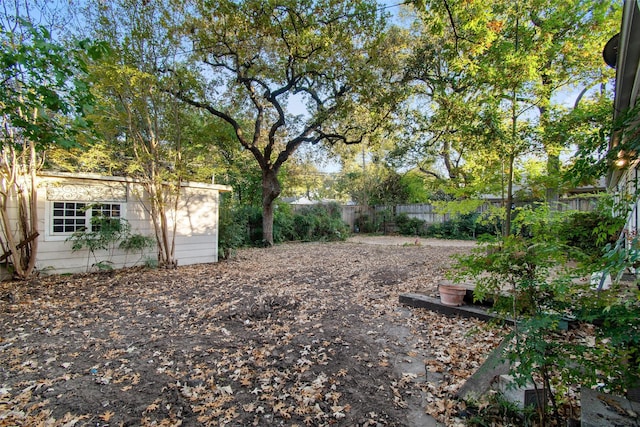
[218,198,249,259]
[68,217,127,255]
[367,171,410,206]
[400,171,431,203]
[270,205,293,244]
[567,103,640,186]
[575,272,640,390]
[475,205,505,238]
[568,195,640,390]
[218,201,349,254]
[429,213,496,240]
[432,199,486,217]
[465,392,537,426]
[557,210,624,260]
[451,203,640,423]
[291,203,349,242]
[224,203,296,246]
[395,213,425,236]
[394,210,496,240]
[559,96,614,187]
[452,228,581,423]
[0,17,105,279]
[66,215,153,271]
[454,234,569,310]
[240,205,265,246]
[119,233,156,265]
[355,209,393,234]
[0,19,104,151]
[173,0,405,245]
[433,200,505,238]
[354,214,375,233]
[407,0,619,234]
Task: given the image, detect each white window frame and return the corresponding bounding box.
[45,201,127,242]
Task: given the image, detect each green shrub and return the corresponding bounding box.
[242,205,265,244]
[558,210,623,260]
[423,213,491,240]
[66,216,153,271]
[355,214,375,233]
[293,213,314,240]
[465,392,537,426]
[274,202,297,243]
[218,200,249,259]
[451,204,640,425]
[292,203,349,241]
[119,233,155,265]
[219,200,349,254]
[355,209,393,234]
[395,213,426,236]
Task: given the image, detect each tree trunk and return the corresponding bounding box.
[145,180,178,268]
[504,152,515,237]
[261,168,281,246]
[504,85,518,237]
[442,139,457,181]
[25,141,38,276]
[539,75,560,210]
[546,154,560,209]
[0,143,39,280]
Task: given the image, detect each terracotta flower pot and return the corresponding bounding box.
[439,284,467,306]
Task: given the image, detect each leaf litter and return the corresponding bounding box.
[0,238,504,426]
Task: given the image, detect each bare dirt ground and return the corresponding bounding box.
[0,237,504,426]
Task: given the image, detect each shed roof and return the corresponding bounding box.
[39,171,233,193]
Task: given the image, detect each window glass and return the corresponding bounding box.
[51,202,88,233]
[50,202,122,235]
[90,203,122,232]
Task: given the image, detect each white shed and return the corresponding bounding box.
[4,172,232,276]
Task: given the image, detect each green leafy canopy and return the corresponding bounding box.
[0,18,107,151]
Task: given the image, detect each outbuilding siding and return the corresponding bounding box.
[2,172,231,278]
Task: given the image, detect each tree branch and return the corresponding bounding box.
[418,165,443,180]
[168,88,266,167]
[441,0,474,51]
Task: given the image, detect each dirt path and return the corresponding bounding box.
[347,235,477,248]
[0,238,501,426]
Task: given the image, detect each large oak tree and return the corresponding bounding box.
[171,0,405,245]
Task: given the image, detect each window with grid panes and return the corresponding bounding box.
[51,202,122,234]
[90,203,121,231]
[52,202,88,233]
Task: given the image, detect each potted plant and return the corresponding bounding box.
[438,283,467,306]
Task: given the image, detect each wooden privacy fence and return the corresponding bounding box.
[338,197,599,232]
